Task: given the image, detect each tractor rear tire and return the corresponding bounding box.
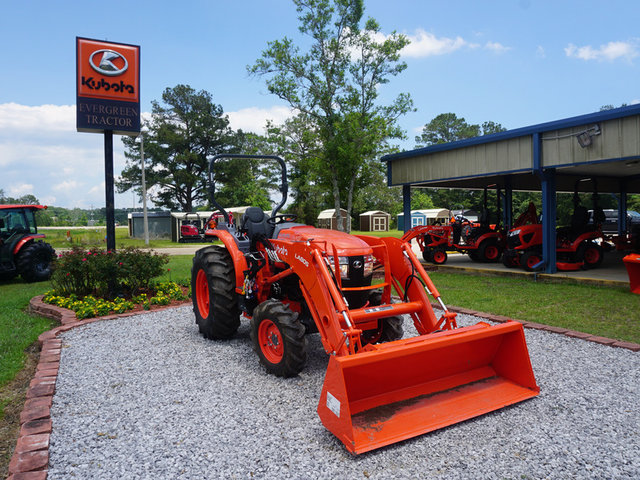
[250,299,306,377]
[478,239,501,263]
[361,292,404,344]
[16,241,55,283]
[191,246,240,340]
[577,242,603,269]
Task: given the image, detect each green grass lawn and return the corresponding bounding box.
[39,227,213,250]
[0,281,54,388]
[429,272,640,343]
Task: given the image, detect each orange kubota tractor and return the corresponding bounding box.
[402,188,505,265]
[191,155,539,454]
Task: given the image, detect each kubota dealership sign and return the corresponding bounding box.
[76,37,140,135]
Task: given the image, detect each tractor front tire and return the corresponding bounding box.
[17,241,55,283]
[577,242,604,269]
[250,299,306,378]
[520,250,543,272]
[191,246,240,340]
[361,292,404,344]
[431,247,447,265]
[502,251,519,268]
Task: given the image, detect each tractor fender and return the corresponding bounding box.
[12,234,46,255]
[205,229,248,288]
[473,231,503,246]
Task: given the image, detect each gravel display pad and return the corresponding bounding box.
[48,306,640,479]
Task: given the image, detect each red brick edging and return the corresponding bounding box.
[8,296,638,478]
[7,296,190,479]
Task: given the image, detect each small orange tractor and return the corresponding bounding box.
[0,204,55,282]
[503,180,605,271]
[402,189,505,265]
[191,155,539,454]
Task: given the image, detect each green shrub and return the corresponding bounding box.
[51,247,169,297]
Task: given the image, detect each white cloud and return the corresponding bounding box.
[393,29,509,58]
[401,29,470,57]
[53,180,80,192]
[0,102,296,208]
[631,99,640,105]
[536,46,546,59]
[8,183,34,197]
[227,106,293,133]
[0,103,75,133]
[484,41,511,54]
[0,102,128,209]
[565,40,639,62]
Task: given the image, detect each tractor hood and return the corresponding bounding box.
[276,226,372,256]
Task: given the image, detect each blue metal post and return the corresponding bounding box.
[533,132,557,274]
[403,185,411,233]
[619,181,628,234]
[503,176,513,229]
[541,169,557,273]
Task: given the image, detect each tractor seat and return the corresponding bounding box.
[241,207,274,247]
[569,205,589,239]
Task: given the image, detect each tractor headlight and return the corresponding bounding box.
[509,229,521,236]
[327,256,349,278]
[363,254,374,277]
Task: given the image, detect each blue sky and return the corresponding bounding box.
[1,0,638,209]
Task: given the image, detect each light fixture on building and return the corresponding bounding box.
[576,124,601,148]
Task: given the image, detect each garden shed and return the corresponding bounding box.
[359,210,391,231]
[397,208,450,231]
[317,208,349,230]
[127,212,171,239]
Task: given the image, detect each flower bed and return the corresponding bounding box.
[43,281,189,319]
[44,246,190,319]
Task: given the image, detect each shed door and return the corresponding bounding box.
[412,216,424,227]
[373,216,386,231]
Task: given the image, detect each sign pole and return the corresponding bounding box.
[104,130,116,251]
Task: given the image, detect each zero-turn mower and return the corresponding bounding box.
[503,179,605,272]
[191,154,539,454]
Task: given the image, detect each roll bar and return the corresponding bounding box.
[208,154,288,224]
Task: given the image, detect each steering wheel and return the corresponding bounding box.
[267,214,298,226]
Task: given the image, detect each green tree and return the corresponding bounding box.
[260,116,327,225]
[248,0,413,231]
[415,113,506,148]
[118,85,237,212]
[411,190,434,210]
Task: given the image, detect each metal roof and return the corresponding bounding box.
[381,104,640,194]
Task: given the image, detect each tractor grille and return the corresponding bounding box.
[507,233,522,249]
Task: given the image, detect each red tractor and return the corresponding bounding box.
[503,180,605,271]
[0,205,56,282]
[402,188,505,265]
[191,155,539,454]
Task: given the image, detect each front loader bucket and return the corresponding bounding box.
[318,321,539,454]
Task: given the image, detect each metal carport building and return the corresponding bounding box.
[381,104,640,273]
